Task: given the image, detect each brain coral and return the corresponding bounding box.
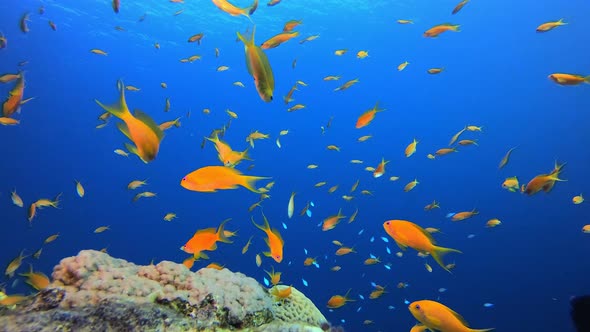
[269,285,328,327]
[50,250,274,329]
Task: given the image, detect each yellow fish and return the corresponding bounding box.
[212,0,258,20]
[237,26,274,102]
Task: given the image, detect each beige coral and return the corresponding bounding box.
[51,250,273,325]
[269,285,328,327]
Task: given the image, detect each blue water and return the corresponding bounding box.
[2,0,590,331]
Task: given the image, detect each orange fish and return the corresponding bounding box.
[383,220,461,272]
[405,138,419,157]
[0,294,27,306]
[264,266,281,285]
[522,161,566,195]
[237,26,275,102]
[20,13,31,33]
[182,257,196,269]
[536,19,567,32]
[327,289,354,308]
[424,23,460,38]
[180,219,232,259]
[206,133,251,167]
[548,73,589,86]
[212,0,258,20]
[335,246,355,256]
[369,285,387,299]
[435,148,457,156]
[95,81,164,163]
[451,209,478,221]
[252,213,284,263]
[356,102,384,128]
[322,209,346,231]
[409,300,494,332]
[181,166,268,193]
[261,31,299,49]
[20,265,50,291]
[451,0,469,15]
[271,285,292,300]
[0,33,7,49]
[112,0,120,13]
[2,72,25,118]
[424,200,440,211]
[188,33,204,44]
[373,158,389,178]
[283,20,302,32]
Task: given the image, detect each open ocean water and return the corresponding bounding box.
[1,0,590,331]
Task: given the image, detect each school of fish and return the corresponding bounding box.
[1,0,588,331]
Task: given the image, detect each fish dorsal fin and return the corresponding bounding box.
[116,122,132,140]
[270,227,284,245]
[134,109,165,141]
[449,307,469,327]
[414,223,437,245]
[124,143,140,158]
[195,227,216,235]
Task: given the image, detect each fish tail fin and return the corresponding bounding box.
[252,214,270,233]
[237,26,255,45]
[241,175,270,193]
[241,148,253,161]
[453,24,461,32]
[584,75,590,84]
[95,80,131,120]
[558,18,567,25]
[194,252,209,260]
[217,218,233,243]
[248,0,258,15]
[431,245,462,273]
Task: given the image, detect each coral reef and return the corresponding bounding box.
[0,250,329,332]
[270,285,328,327]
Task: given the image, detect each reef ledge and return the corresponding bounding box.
[0,250,330,332]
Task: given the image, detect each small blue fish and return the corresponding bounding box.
[358,229,364,235]
[446,212,456,218]
[282,222,287,229]
[386,246,391,254]
[380,237,389,243]
[404,299,410,305]
[359,294,365,300]
[302,278,308,287]
[263,278,269,287]
[483,303,494,308]
[341,319,345,323]
[356,306,362,312]
[313,262,320,268]
[384,264,391,270]
[306,209,312,217]
[370,253,377,259]
[371,282,377,287]
[439,288,447,293]
[467,234,475,239]
[388,305,395,310]
[370,236,375,242]
[310,201,315,207]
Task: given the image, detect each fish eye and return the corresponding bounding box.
[415,304,420,309]
[181,177,186,181]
